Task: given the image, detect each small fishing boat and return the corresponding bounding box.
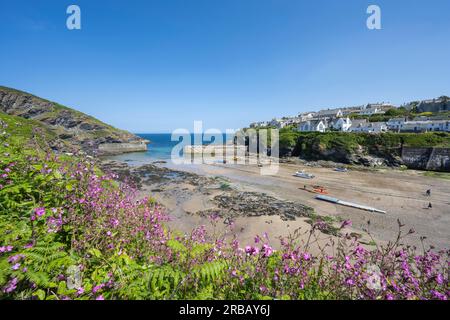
[294,170,315,179]
[334,167,348,172]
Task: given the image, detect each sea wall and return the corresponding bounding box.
[184,145,246,155]
[401,147,450,172]
[98,141,148,155]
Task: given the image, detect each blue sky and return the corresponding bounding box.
[0,0,449,133]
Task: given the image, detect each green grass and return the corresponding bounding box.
[0,111,56,142]
[423,171,450,180]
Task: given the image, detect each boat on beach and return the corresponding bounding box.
[315,195,386,214]
[334,167,348,172]
[294,170,315,179]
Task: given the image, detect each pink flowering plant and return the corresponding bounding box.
[0,118,448,300]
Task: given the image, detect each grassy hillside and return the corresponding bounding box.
[0,86,145,154]
[0,111,72,152]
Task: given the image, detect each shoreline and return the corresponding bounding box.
[101,156,450,251]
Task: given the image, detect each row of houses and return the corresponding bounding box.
[387,118,450,132]
[249,103,395,129]
[297,117,450,133]
[296,103,393,133]
[297,118,389,133]
[249,97,450,133]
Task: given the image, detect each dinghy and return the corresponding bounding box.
[294,170,315,179]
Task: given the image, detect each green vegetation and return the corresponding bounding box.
[0,111,448,300]
[423,171,450,180]
[280,130,450,157]
[0,112,68,151]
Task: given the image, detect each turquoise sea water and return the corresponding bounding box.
[107,133,233,166]
[137,133,180,160]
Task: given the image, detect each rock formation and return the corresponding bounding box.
[0,86,148,155]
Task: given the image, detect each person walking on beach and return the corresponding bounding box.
[428,202,432,209]
[426,189,431,197]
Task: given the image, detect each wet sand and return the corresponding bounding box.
[103,157,450,251]
[188,161,450,250]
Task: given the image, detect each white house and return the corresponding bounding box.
[386,117,407,131]
[249,121,269,128]
[399,121,429,132]
[359,107,382,116]
[428,121,450,132]
[342,106,364,116]
[298,120,328,133]
[269,118,288,129]
[298,112,316,121]
[316,109,343,119]
[282,116,302,126]
[348,119,368,130]
[359,105,384,116]
[399,120,450,132]
[350,122,388,133]
[331,117,352,132]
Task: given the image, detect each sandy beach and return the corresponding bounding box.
[102,158,450,251]
[198,161,450,249]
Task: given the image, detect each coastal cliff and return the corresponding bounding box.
[279,131,450,171]
[0,86,148,155]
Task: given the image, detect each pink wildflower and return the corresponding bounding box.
[92,284,105,293]
[340,220,352,229]
[3,277,18,293]
[262,244,274,257]
[35,207,45,218]
[0,245,13,253]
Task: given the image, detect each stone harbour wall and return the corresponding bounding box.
[98,141,148,155]
[401,147,450,172]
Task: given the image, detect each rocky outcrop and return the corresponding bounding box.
[0,86,147,155]
[295,142,450,171]
[292,139,402,168]
[200,191,315,221]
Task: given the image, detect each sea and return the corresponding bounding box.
[107,133,234,166]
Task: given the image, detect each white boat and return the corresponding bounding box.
[315,195,386,214]
[334,167,348,172]
[294,170,315,179]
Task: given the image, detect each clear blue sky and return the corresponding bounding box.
[0,0,449,133]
